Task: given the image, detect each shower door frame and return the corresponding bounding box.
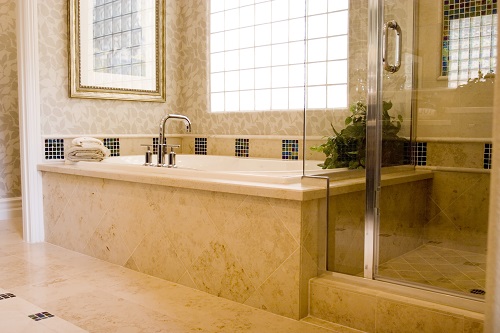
[363,0,384,279]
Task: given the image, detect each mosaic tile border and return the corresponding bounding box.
[28,312,55,321]
[415,142,427,166]
[282,139,299,160]
[152,137,166,155]
[484,143,493,169]
[195,137,208,155]
[235,138,249,157]
[44,139,65,160]
[103,137,120,156]
[0,293,16,300]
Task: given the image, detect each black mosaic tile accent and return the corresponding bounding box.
[484,143,492,169]
[403,141,412,165]
[195,137,208,155]
[44,139,65,160]
[282,139,299,160]
[103,137,120,156]
[28,312,54,321]
[415,142,427,166]
[0,293,16,300]
[152,137,166,155]
[470,288,486,295]
[235,138,249,157]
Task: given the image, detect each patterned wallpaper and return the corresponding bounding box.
[38,0,182,136]
[0,0,21,199]
[37,0,413,138]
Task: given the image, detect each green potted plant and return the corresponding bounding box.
[311,100,408,169]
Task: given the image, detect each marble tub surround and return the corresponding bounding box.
[40,169,325,320]
[309,274,484,333]
[0,217,339,333]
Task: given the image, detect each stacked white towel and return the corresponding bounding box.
[65,137,111,162]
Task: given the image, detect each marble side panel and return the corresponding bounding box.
[42,172,316,320]
[376,298,464,333]
[309,280,377,332]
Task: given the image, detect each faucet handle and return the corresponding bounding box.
[140,144,153,166]
[166,144,180,152]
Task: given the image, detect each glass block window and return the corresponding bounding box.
[195,137,208,155]
[210,0,349,112]
[92,0,152,77]
[442,0,497,88]
[415,142,427,166]
[103,138,120,156]
[45,139,65,160]
[235,138,250,157]
[484,143,492,169]
[282,139,299,160]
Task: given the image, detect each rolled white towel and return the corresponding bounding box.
[71,137,105,148]
[65,145,110,162]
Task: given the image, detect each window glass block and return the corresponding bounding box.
[441,0,497,87]
[210,1,348,112]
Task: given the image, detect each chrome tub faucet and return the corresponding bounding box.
[157,114,191,167]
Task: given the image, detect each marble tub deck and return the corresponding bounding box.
[0,218,339,333]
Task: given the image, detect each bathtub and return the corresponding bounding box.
[90,154,326,184]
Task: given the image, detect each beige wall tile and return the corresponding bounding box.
[188,239,255,304]
[224,196,299,288]
[244,249,301,319]
[427,143,485,169]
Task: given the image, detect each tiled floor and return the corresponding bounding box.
[0,217,338,333]
[377,244,486,297]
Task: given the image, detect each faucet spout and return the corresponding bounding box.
[157,114,192,167]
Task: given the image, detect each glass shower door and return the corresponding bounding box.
[376,0,494,299]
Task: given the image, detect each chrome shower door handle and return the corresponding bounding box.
[382,20,402,73]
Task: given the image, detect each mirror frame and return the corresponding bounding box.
[68,0,165,102]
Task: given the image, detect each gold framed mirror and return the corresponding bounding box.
[68,0,165,102]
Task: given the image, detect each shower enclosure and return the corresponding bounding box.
[305,0,494,301]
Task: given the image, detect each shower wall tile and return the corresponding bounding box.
[425,171,490,253]
[426,142,485,169]
[41,171,322,320]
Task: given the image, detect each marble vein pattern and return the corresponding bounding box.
[0,217,337,333]
[42,172,321,320]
